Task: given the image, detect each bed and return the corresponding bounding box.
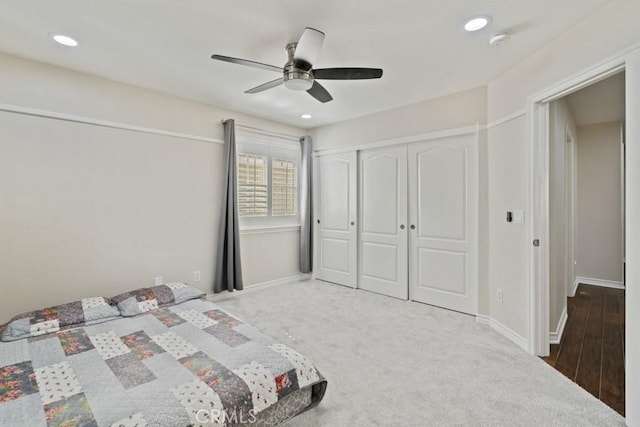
[0,293,327,426]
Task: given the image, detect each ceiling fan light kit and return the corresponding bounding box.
[211,27,383,103]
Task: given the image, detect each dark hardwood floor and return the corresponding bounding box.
[542,284,625,416]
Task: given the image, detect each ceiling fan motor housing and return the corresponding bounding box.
[284,43,314,91]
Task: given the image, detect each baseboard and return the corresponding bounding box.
[476,314,528,351]
[549,306,568,345]
[569,278,579,297]
[206,273,311,302]
[574,276,625,290]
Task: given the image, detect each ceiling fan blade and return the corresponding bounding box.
[294,27,325,70]
[313,68,383,80]
[245,78,285,94]
[307,81,333,103]
[211,54,283,73]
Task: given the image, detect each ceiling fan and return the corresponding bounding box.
[211,27,383,103]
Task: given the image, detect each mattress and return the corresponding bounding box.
[0,298,326,426]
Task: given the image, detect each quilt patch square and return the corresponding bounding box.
[165,282,186,290]
[89,331,131,360]
[81,297,108,311]
[30,320,60,337]
[147,285,175,306]
[58,329,95,356]
[211,375,253,417]
[269,344,320,388]
[121,331,165,360]
[109,412,148,427]
[177,310,217,329]
[233,361,277,412]
[43,392,97,427]
[30,307,58,324]
[180,352,234,388]
[171,379,225,426]
[0,361,38,403]
[203,310,242,328]
[57,301,85,327]
[34,361,82,405]
[274,369,300,399]
[137,299,158,313]
[204,324,251,348]
[128,288,156,303]
[106,353,156,390]
[150,308,186,328]
[151,332,198,360]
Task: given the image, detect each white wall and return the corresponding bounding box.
[576,122,624,284]
[486,117,529,336]
[313,87,487,150]
[485,2,640,423]
[0,52,304,323]
[487,0,640,341]
[240,229,301,286]
[548,99,577,332]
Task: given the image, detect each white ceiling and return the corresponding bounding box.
[0,0,610,128]
[566,72,625,126]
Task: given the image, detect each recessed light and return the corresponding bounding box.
[464,16,490,32]
[52,34,78,47]
[301,114,312,119]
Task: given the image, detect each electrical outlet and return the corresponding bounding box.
[154,276,164,286]
[194,271,201,282]
[497,288,503,303]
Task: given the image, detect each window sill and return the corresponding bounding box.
[239,225,301,235]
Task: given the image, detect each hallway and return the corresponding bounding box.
[542,284,625,415]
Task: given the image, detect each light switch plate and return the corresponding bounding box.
[512,210,525,224]
[154,276,164,286]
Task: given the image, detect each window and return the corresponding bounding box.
[236,134,300,228]
[237,154,268,217]
[272,158,297,216]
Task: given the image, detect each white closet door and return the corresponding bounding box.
[408,134,478,314]
[358,145,409,299]
[315,152,358,288]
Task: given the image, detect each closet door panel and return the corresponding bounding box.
[359,145,408,299]
[315,152,357,288]
[418,147,467,240]
[409,134,478,314]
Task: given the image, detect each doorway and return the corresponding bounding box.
[528,50,640,419]
[543,72,626,415]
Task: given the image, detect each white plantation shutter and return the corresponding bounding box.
[237,154,268,217]
[236,135,300,227]
[272,159,298,216]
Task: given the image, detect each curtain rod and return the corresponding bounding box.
[221,119,302,142]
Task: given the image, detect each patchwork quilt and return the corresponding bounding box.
[0,299,327,426]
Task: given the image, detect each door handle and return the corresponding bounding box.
[400,224,405,229]
[317,219,320,224]
[410,225,416,230]
[351,221,355,226]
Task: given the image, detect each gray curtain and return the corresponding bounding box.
[300,135,313,273]
[214,119,243,293]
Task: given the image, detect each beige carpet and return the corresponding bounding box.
[215,279,625,426]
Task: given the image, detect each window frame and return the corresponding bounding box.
[235,132,300,230]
